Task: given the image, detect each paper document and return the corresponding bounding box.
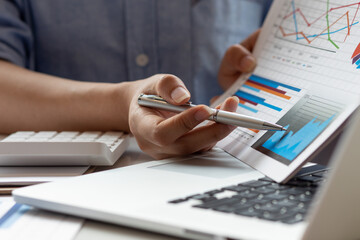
[0,198,83,240]
[215,0,360,182]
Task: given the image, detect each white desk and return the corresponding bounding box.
[76,220,182,240]
[74,137,183,240]
[0,136,181,240]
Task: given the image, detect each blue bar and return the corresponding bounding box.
[261,102,282,112]
[243,84,260,92]
[235,90,265,103]
[249,75,301,92]
[238,103,258,113]
[235,90,282,112]
[0,204,30,229]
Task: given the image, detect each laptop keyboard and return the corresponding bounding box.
[168,165,328,224]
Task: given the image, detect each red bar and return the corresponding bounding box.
[234,96,258,106]
[247,80,287,95]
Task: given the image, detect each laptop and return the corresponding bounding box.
[12,109,360,239]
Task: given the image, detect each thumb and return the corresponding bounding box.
[147,74,191,105]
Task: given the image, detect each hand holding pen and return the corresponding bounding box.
[138,94,285,131]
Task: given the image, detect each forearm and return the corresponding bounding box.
[0,60,132,133]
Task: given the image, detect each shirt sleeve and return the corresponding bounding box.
[0,0,32,68]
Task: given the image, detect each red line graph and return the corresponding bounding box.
[280,1,360,47]
[280,11,350,44]
[283,2,360,27]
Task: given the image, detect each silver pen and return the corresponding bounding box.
[138,94,285,131]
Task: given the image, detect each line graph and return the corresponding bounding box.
[277,0,360,51]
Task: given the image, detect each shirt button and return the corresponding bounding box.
[136,54,149,67]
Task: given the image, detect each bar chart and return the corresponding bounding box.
[227,74,304,138]
[235,75,301,114]
[252,95,344,165]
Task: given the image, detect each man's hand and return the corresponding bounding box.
[218,29,260,90]
[127,74,238,159]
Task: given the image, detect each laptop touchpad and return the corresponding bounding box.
[150,150,253,179]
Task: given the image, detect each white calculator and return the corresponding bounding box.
[0,131,130,166]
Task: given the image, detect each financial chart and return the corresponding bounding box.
[216,0,360,167]
[276,0,360,52]
[252,95,344,165]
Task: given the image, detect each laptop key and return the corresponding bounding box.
[264,193,288,201]
[204,189,223,195]
[240,180,271,188]
[221,185,249,192]
[193,197,238,209]
[168,198,187,204]
[234,207,263,218]
[286,180,312,187]
[296,175,322,182]
[253,188,276,194]
[190,194,217,202]
[267,184,291,190]
[252,198,270,205]
[280,213,305,224]
[273,199,298,208]
[234,191,259,199]
[213,202,253,213]
[279,187,308,195]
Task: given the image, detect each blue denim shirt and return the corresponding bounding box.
[0,0,272,104]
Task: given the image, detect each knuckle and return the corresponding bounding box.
[155,74,181,96]
[156,74,177,89]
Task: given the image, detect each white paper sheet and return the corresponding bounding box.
[0,198,83,240]
[215,0,360,182]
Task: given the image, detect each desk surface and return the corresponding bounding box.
[0,136,181,240]
[74,137,183,240]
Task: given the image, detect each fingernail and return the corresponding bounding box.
[239,55,256,71]
[194,107,213,121]
[171,87,190,103]
[232,96,239,104]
